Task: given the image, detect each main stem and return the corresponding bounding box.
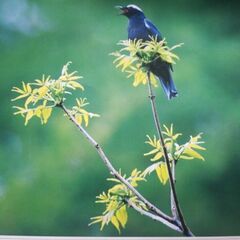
[146,72,193,237]
[59,103,182,233]
[171,159,177,219]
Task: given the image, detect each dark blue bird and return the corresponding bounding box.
[117,4,178,99]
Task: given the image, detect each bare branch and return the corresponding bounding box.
[171,159,177,219]
[59,103,183,232]
[126,199,182,233]
[146,72,193,237]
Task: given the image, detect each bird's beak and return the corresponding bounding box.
[115,5,128,15]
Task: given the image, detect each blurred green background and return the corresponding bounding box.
[0,0,240,236]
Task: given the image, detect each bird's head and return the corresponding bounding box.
[116,4,144,18]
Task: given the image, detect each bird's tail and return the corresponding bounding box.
[158,72,178,100]
[149,58,178,100]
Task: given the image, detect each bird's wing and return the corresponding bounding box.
[144,19,174,72]
[144,18,163,40]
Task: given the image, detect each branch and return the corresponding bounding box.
[171,159,177,219]
[59,103,183,232]
[146,72,193,237]
[126,199,182,233]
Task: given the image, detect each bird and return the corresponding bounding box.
[116,4,178,99]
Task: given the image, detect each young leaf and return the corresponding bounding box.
[68,81,84,90]
[183,148,204,161]
[25,110,34,126]
[111,216,120,233]
[156,162,169,185]
[150,152,163,162]
[75,114,83,125]
[42,108,52,124]
[83,113,89,127]
[38,86,49,98]
[142,162,161,177]
[144,148,159,156]
[116,205,128,228]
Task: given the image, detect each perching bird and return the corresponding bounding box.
[116,4,178,99]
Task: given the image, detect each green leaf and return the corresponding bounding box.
[156,162,169,185]
[11,93,30,101]
[131,168,138,177]
[142,162,160,177]
[116,205,128,228]
[38,86,48,98]
[111,216,120,233]
[42,108,52,124]
[191,144,206,151]
[151,152,163,161]
[24,95,35,108]
[109,184,127,196]
[75,114,83,125]
[13,106,27,116]
[25,110,34,125]
[180,155,194,160]
[184,148,204,161]
[83,113,89,127]
[144,148,159,156]
[89,216,102,226]
[68,81,84,90]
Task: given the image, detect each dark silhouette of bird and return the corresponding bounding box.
[116,4,178,99]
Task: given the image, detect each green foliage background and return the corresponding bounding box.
[0,0,240,236]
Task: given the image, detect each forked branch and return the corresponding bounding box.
[59,103,185,233]
[11,58,205,236]
[146,72,193,237]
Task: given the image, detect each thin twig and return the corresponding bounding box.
[146,72,193,237]
[59,103,183,232]
[126,199,182,233]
